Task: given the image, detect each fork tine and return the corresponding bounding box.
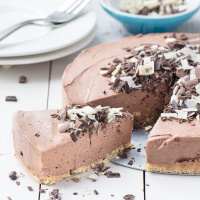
[70,0,91,15]
[56,0,78,12]
[66,0,91,14]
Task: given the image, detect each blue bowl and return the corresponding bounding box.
[100,0,200,34]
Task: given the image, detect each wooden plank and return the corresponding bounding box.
[145,172,200,200]
[0,62,50,200]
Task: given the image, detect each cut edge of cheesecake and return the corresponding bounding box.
[16,142,132,185]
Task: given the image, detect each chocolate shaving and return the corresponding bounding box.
[173,42,186,49]
[40,189,46,193]
[94,163,110,173]
[9,171,17,181]
[112,78,130,94]
[19,76,27,83]
[100,67,109,70]
[104,171,120,178]
[35,133,40,137]
[123,194,135,200]
[16,181,20,185]
[70,131,78,142]
[5,96,17,102]
[128,160,134,165]
[71,177,80,183]
[51,114,59,118]
[94,190,99,195]
[154,59,161,71]
[119,151,128,159]
[51,189,60,199]
[27,186,33,191]
[103,65,116,76]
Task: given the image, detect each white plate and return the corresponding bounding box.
[0,0,96,57]
[0,28,95,65]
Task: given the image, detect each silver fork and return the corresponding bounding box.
[0,0,91,42]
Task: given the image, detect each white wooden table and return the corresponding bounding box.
[1,1,200,200]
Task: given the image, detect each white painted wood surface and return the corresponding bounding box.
[0,63,50,200]
[40,165,144,200]
[145,172,200,200]
[1,0,200,200]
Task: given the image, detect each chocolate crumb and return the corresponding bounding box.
[71,177,80,183]
[111,194,114,197]
[40,189,46,193]
[137,148,141,152]
[7,197,12,200]
[27,186,33,191]
[94,190,99,195]
[128,160,133,165]
[19,76,27,83]
[73,192,78,195]
[35,133,40,137]
[105,171,120,178]
[51,189,59,199]
[9,171,17,181]
[119,151,128,159]
[5,96,17,102]
[93,163,110,174]
[123,194,135,200]
[16,181,20,185]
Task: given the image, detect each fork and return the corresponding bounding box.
[0,0,91,42]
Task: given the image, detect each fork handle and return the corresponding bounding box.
[0,19,50,42]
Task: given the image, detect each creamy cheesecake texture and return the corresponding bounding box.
[13,107,133,184]
[62,33,200,128]
[146,118,200,174]
[62,33,200,174]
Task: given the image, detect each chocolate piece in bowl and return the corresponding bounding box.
[13,105,133,184]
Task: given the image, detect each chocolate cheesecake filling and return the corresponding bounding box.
[62,33,200,128]
[13,106,133,184]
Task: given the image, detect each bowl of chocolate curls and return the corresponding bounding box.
[100,0,200,34]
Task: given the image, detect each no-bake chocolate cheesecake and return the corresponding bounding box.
[13,105,133,184]
[62,33,200,174]
[13,33,200,183]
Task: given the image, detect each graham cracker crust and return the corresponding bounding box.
[17,142,133,185]
[146,161,200,174]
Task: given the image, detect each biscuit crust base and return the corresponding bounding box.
[146,161,200,174]
[17,142,133,185]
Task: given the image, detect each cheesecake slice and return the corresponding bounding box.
[13,105,133,184]
[146,118,200,174]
